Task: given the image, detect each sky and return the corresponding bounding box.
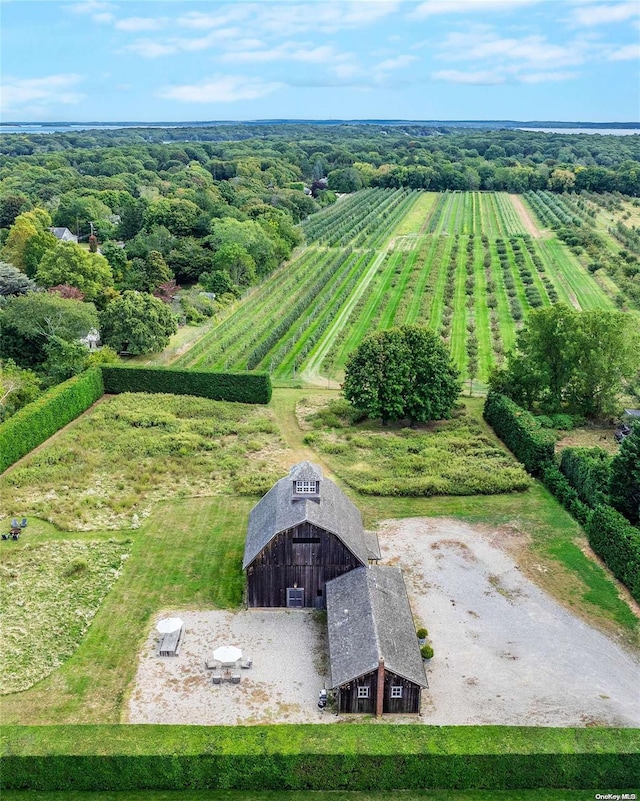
[1,0,639,122]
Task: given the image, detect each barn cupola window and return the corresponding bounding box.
[290,461,322,499]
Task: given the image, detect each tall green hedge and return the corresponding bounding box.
[586,505,640,602]
[1,725,638,791]
[101,366,272,404]
[483,392,556,474]
[560,447,612,509]
[0,368,104,474]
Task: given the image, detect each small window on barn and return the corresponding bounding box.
[357,686,370,698]
[295,480,318,494]
[391,686,403,699]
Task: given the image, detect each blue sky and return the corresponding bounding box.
[1,0,639,122]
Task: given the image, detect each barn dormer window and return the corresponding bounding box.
[295,479,318,494]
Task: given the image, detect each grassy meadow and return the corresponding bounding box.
[1,388,638,726]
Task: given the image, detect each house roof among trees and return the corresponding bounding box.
[326,566,427,689]
[243,462,372,568]
[49,227,78,243]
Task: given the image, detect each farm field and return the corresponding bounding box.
[173,190,615,386]
[1,389,638,728]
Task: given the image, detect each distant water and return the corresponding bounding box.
[0,124,172,134]
[518,127,639,135]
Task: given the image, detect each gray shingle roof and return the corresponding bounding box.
[243,462,369,569]
[49,227,78,242]
[290,461,323,481]
[326,566,427,689]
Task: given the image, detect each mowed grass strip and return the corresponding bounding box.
[391,190,439,236]
[1,393,284,531]
[539,239,613,310]
[302,398,531,497]
[0,538,131,694]
[404,234,440,324]
[450,236,469,373]
[472,236,493,380]
[488,240,518,353]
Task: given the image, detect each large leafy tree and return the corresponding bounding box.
[100,291,177,355]
[0,292,98,369]
[491,305,639,416]
[1,208,56,275]
[609,423,640,525]
[343,325,460,425]
[36,242,114,303]
[0,360,41,421]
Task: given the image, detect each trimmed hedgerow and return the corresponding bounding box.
[1,724,638,791]
[483,392,555,475]
[586,505,640,602]
[101,366,272,404]
[559,447,612,509]
[540,462,590,526]
[0,368,104,474]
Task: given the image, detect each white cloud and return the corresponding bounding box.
[608,43,640,60]
[375,55,420,72]
[518,71,578,83]
[1,74,86,112]
[115,17,167,32]
[438,27,588,69]
[220,42,350,66]
[177,8,250,30]
[432,69,505,84]
[158,75,283,103]
[571,1,640,26]
[65,1,114,23]
[413,0,540,17]
[125,39,178,58]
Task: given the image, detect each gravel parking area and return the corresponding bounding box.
[127,609,330,725]
[128,517,640,727]
[382,517,640,727]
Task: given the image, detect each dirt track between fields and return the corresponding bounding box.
[510,193,543,238]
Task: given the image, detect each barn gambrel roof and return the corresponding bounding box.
[243,462,372,569]
[326,566,427,689]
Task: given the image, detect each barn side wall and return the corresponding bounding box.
[337,670,422,715]
[246,522,363,608]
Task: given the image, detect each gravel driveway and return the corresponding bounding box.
[382,517,640,727]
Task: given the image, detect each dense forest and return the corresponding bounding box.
[1,124,639,419]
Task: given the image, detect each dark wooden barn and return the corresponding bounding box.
[243,462,380,608]
[326,566,427,716]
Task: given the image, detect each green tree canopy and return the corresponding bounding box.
[36,241,114,303]
[343,325,461,425]
[0,292,98,369]
[143,198,201,237]
[609,423,640,525]
[1,208,54,274]
[0,359,41,421]
[207,218,276,279]
[0,261,36,296]
[99,290,177,355]
[490,304,640,416]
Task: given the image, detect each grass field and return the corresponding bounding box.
[171,190,616,386]
[1,389,637,726]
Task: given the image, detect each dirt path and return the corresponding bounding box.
[509,194,543,239]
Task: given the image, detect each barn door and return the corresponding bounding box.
[286,587,304,607]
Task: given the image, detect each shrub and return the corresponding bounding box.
[560,447,612,508]
[540,463,590,526]
[484,393,556,475]
[0,368,104,473]
[101,366,272,404]
[586,506,640,602]
[420,644,434,659]
[416,628,428,639]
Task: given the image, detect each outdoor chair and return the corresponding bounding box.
[205,659,218,671]
[11,519,18,529]
[20,518,27,528]
[231,673,241,684]
[212,674,221,685]
[241,658,252,669]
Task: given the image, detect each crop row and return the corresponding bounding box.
[427,192,529,238]
[525,191,583,229]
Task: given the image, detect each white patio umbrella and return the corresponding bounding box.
[213,645,242,663]
[156,617,184,634]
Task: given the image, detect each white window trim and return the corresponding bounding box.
[390,686,403,699]
[295,479,317,494]
[357,686,369,698]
